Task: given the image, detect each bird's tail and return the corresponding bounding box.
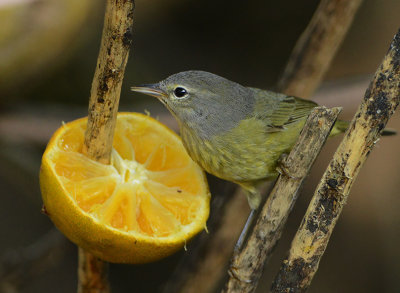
[331,120,397,137]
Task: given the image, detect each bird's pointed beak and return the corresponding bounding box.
[131,84,167,99]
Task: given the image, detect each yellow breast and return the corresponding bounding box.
[180,117,306,184]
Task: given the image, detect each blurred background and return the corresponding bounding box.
[1,0,400,292]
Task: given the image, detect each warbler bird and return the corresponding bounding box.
[131,71,394,210]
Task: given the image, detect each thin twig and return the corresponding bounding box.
[271,28,400,293]
[277,0,363,97]
[222,107,341,293]
[78,1,134,293]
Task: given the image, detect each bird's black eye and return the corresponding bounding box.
[173,87,188,98]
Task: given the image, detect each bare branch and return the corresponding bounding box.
[78,1,134,292]
[77,250,110,293]
[82,0,134,165]
[271,28,400,293]
[277,0,363,97]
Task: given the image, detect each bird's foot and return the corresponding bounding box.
[228,265,253,284]
[276,153,301,180]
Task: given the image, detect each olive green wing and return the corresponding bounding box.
[251,88,317,132]
[271,95,317,127]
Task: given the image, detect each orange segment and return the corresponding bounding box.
[137,189,181,237]
[57,123,85,152]
[62,176,118,212]
[39,112,210,264]
[148,167,204,194]
[145,181,201,225]
[99,183,139,232]
[54,151,117,181]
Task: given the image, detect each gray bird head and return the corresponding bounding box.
[131,70,255,139]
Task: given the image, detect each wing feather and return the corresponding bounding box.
[249,88,317,132]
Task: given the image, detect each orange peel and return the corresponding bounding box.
[40,113,210,263]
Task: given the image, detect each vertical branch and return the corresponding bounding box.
[77,250,110,293]
[78,1,135,292]
[277,0,363,97]
[271,28,400,293]
[83,0,135,164]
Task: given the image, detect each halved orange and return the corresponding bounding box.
[40,112,210,264]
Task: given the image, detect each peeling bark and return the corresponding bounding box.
[271,28,400,293]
